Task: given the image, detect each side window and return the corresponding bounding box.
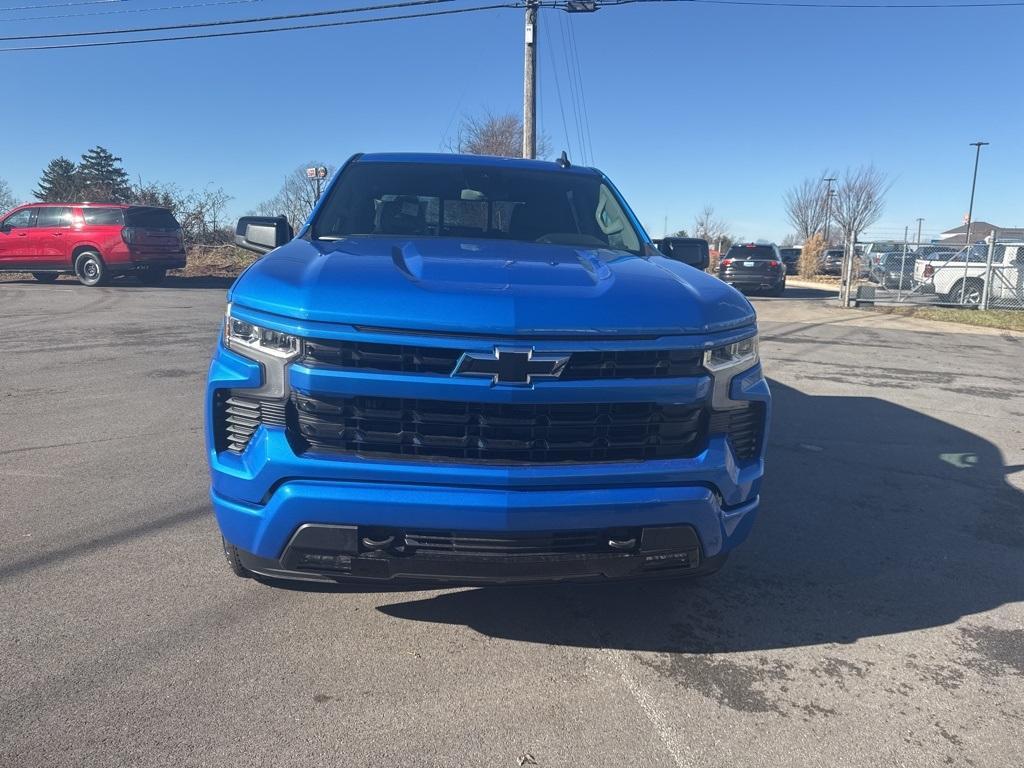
[82,208,125,226]
[2,209,34,228]
[594,185,639,253]
[36,207,70,227]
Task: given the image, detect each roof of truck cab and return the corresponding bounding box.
[355,152,600,176]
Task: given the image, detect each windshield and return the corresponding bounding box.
[312,162,643,254]
[881,253,912,267]
[125,207,179,229]
[726,245,776,260]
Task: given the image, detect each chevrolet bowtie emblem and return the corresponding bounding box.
[452,347,570,386]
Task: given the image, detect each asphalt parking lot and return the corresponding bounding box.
[1,278,1022,768]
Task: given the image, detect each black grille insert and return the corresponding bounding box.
[291,393,708,463]
[398,529,622,556]
[708,402,765,460]
[214,391,287,454]
[301,340,703,380]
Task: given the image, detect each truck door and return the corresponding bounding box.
[0,207,37,267]
[34,206,72,268]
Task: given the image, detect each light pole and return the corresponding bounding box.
[524,1,597,159]
[306,166,328,203]
[915,217,924,247]
[960,141,989,303]
[822,177,836,246]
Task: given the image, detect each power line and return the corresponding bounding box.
[556,13,586,163]
[0,0,133,11]
[542,18,573,158]
[0,3,513,50]
[565,14,594,163]
[3,0,267,24]
[596,0,1024,8]
[0,0,455,40]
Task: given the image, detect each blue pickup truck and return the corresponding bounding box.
[206,152,770,584]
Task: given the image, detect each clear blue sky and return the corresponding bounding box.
[2,0,1021,242]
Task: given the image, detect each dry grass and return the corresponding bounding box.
[171,245,257,278]
[873,305,1024,332]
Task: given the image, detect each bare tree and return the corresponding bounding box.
[0,178,16,213]
[131,179,234,246]
[257,163,335,230]
[782,172,832,242]
[693,205,733,251]
[449,111,550,159]
[831,165,890,251]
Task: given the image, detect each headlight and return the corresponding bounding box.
[704,336,758,373]
[224,305,300,359]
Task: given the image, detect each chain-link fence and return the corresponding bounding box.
[853,231,1024,311]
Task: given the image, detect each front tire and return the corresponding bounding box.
[946,278,983,305]
[74,251,107,287]
[32,272,59,283]
[222,536,251,579]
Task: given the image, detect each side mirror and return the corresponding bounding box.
[235,216,293,255]
[0,223,11,233]
[655,237,710,270]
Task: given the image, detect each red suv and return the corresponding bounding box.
[0,203,185,286]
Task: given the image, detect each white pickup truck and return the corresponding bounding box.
[914,242,1024,305]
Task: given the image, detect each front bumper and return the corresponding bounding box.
[233,520,736,584]
[125,252,187,270]
[206,328,770,584]
[720,273,784,291]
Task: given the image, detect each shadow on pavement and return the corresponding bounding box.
[377,380,1024,652]
[118,275,237,290]
[0,275,235,290]
[749,286,838,301]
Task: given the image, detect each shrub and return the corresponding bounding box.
[800,233,825,278]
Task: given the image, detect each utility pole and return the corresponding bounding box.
[522,0,539,159]
[960,141,989,303]
[915,217,924,247]
[822,177,837,245]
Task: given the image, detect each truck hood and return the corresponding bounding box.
[228,237,755,336]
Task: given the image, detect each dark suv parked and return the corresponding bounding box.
[718,242,786,295]
[0,203,185,286]
[819,248,845,275]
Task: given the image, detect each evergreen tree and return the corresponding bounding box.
[77,146,131,202]
[34,157,80,202]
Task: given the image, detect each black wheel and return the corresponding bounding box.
[222,536,251,578]
[74,251,107,287]
[136,267,166,285]
[770,279,786,297]
[947,278,983,305]
[32,272,59,283]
